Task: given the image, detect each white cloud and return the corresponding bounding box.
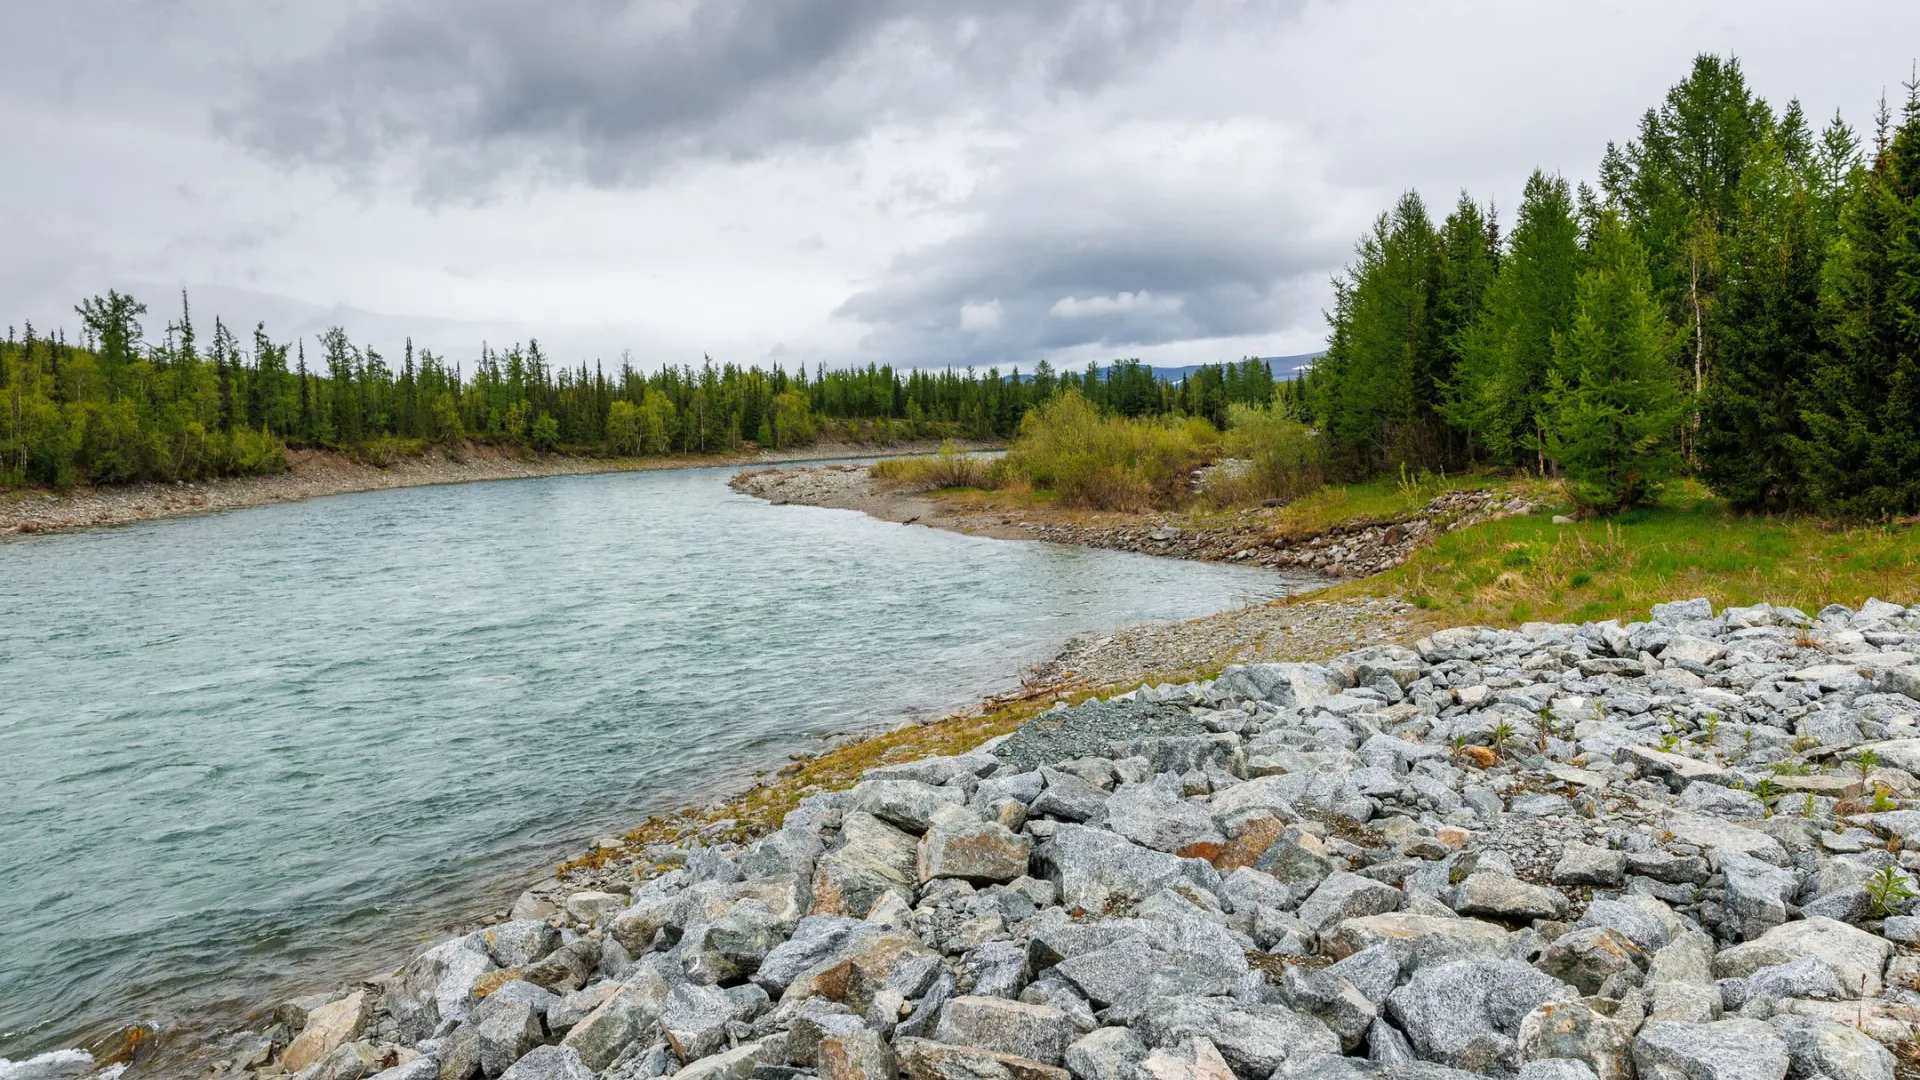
[1049,290,1182,319]
[958,299,1002,332]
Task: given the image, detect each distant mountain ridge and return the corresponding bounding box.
[1135,351,1324,382]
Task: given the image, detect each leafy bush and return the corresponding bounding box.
[870,441,994,492]
[347,435,421,469]
[1209,400,1323,505]
[531,413,561,451]
[1001,391,1218,510]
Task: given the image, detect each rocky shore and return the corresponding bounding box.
[1021,489,1536,579]
[726,468,1542,578]
[1,442,988,537]
[72,595,1920,1080]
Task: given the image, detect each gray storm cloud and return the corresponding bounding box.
[7,1,1918,370]
[219,0,1207,191]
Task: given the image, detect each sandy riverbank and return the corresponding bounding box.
[0,441,1000,538]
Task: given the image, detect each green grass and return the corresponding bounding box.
[1262,469,1538,539]
[1342,479,1920,626]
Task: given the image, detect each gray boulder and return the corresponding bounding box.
[894,1037,1072,1080]
[1131,995,1339,1077]
[787,1007,867,1067]
[1577,897,1679,953]
[1722,956,1845,1009]
[561,964,673,1071]
[754,916,881,995]
[935,996,1073,1066]
[1385,959,1577,1074]
[1769,1015,1895,1080]
[1632,1018,1788,1080]
[679,901,785,984]
[1030,770,1111,824]
[660,982,750,1063]
[470,990,547,1078]
[1519,1062,1600,1080]
[1717,852,1798,941]
[958,941,1030,999]
[809,813,918,918]
[819,1029,897,1080]
[483,921,560,969]
[1448,872,1568,922]
[1297,872,1402,934]
[524,940,598,993]
[1552,844,1626,888]
[1280,965,1377,1051]
[1063,1028,1146,1080]
[496,1047,593,1080]
[1516,999,1636,1080]
[1101,775,1224,855]
[390,936,499,1042]
[1323,913,1511,974]
[1536,927,1648,996]
[1713,917,1891,997]
[1037,825,1205,914]
[669,1041,770,1080]
[919,820,1032,884]
[844,780,967,835]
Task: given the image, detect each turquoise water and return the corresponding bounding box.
[0,465,1321,1062]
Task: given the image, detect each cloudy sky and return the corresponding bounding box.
[5,1,1919,373]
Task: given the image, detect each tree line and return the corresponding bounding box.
[1305,54,1920,516]
[0,290,1282,489]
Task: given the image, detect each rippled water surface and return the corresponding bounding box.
[0,465,1325,1060]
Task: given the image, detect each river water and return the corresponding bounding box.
[0,464,1324,1064]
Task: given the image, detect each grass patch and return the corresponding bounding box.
[1338,479,1920,625]
[1263,470,1543,539]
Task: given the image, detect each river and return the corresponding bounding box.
[0,464,1325,1065]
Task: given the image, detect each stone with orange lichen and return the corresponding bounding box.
[1211,814,1285,870]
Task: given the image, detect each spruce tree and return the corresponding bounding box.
[1697,121,1833,510]
[1545,211,1684,512]
[1435,193,1499,383]
[1791,85,1920,517]
[1444,171,1582,472]
[1311,191,1446,473]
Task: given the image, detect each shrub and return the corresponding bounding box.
[1001,391,1217,510]
[870,441,995,492]
[348,435,422,469]
[530,413,561,451]
[1211,400,1323,505]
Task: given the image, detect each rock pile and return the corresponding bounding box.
[730,467,871,508]
[1029,491,1541,578]
[249,597,1920,1080]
